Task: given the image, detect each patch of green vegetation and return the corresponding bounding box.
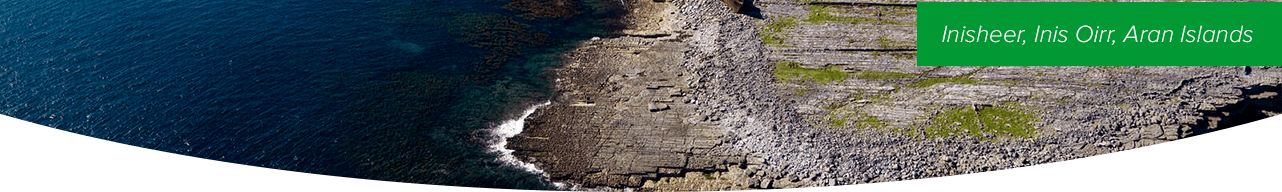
[889,126,913,135]
[908,74,980,88]
[876,35,915,49]
[854,115,888,129]
[828,117,848,127]
[928,108,974,138]
[1033,71,1046,76]
[822,101,851,127]
[774,60,852,85]
[760,16,799,47]
[870,51,881,56]
[1117,103,1132,110]
[803,5,908,26]
[857,71,915,80]
[702,173,716,180]
[890,52,916,60]
[793,87,809,95]
[534,152,548,157]
[923,105,1040,140]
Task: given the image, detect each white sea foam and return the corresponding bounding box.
[489,101,551,175]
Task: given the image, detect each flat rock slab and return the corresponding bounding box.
[508,36,743,188]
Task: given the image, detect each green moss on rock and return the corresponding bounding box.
[760,16,798,47]
[924,105,1040,140]
[774,61,852,85]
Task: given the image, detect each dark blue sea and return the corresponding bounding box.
[0,0,621,189]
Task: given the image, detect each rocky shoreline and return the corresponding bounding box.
[509,0,1282,191]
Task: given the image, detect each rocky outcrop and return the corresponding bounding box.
[507,0,754,189]
[727,0,1282,187]
[507,35,750,188]
[511,0,1282,190]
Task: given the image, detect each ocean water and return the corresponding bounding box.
[0,0,621,189]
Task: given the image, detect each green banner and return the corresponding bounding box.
[918,2,1281,66]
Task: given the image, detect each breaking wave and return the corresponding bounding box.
[489,101,552,175]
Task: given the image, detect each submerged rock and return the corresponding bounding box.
[386,40,424,53]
